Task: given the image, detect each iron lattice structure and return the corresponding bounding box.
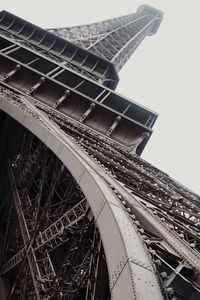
[49,5,163,72]
[0,5,200,300]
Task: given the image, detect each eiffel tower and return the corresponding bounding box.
[0,4,199,299]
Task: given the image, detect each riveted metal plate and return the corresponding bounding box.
[95,202,128,289]
[129,261,162,299]
[0,96,26,124]
[23,116,49,143]
[59,146,86,183]
[45,134,64,156]
[111,262,136,300]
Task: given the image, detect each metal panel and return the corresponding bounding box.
[111,262,136,300]
[23,115,49,143]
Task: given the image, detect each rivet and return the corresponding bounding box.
[160,272,167,278]
[149,250,156,256]
[145,239,151,245]
[166,287,174,295]
[155,259,161,266]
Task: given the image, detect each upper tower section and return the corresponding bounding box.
[49,4,163,72]
[0,5,163,90]
[0,5,162,154]
[137,5,163,35]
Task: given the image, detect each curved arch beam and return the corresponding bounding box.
[0,93,163,300]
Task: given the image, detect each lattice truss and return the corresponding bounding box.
[0,114,109,299]
[0,87,200,299]
[48,5,163,72]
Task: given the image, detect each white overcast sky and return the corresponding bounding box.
[1,0,200,195]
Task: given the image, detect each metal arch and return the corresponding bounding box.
[0,92,163,299]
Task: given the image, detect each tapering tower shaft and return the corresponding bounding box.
[49,5,163,72]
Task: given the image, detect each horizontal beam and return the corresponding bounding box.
[0,32,157,125]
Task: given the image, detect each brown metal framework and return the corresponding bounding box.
[0,5,200,300]
[0,116,110,299]
[0,85,200,299]
[0,29,157,154]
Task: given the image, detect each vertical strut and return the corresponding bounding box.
[6,158,57,299]
[7,159,42,299]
